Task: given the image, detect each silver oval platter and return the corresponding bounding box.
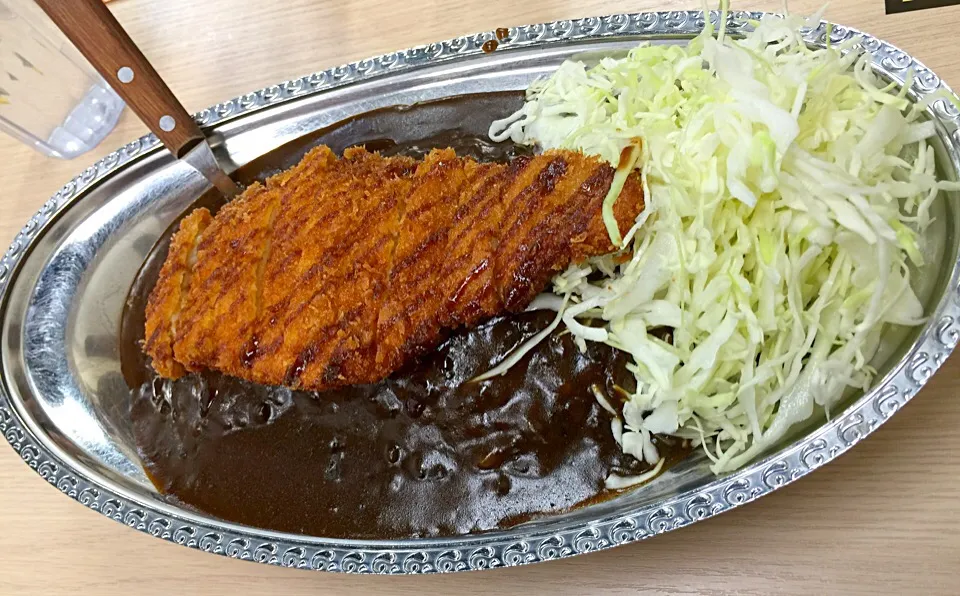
[2,10,959,573]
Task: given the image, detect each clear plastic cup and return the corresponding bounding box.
[0,1,125,159]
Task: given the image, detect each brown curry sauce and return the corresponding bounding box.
[121,93,688,539]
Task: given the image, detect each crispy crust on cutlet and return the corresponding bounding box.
[374,149,484,374]
[435,162,513,329]
[376,150,645,379]
[492,152,604,311]
[569,163,643,262]
[146,145,645,390]
[234,147,415,388]
[297,152,416,388]
[206,145,344,383]
[173,180,282,372]
[143,208,212,378]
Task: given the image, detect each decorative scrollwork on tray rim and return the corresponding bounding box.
[1,10,959,574]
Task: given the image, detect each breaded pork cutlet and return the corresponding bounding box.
[248,147,417,388]
[145,145,644,390]
[143,208,212,378]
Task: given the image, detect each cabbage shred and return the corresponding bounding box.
[488,8,959,479]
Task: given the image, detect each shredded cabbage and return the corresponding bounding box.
[488,5,957,480]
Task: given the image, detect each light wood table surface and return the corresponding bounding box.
[1,1,959,594]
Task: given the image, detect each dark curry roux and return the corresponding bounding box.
[122,93,687,539]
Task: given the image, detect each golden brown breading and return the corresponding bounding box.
[143,208,212,378]
[434,161,514,329]
[173,180,281,373]
[374,149,485,374]
[144,145,644,390]
[292,148,416,388]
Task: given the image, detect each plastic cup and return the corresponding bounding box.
[0,1,125,159]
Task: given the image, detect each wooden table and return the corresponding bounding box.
[1,0,959,593]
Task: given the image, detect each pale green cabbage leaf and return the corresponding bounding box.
[487,6,958,480]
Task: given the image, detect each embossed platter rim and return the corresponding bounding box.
[1,10,959,573]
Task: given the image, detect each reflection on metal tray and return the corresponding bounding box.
[1,10,959,573]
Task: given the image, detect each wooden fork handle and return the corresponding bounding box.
[35,0,205,157]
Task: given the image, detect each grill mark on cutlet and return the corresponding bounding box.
[242,145,335,348]
[221,190,282,370]
[332,153,414,384]
[143,208,211,378]
[243,150,410,387]
[152,145,647,390]
[385,153,605,365]
[242,150,366,380]
[377,159,530,367]
[374,150,482,372]
[313,158,635,387]
[440,156,534,327]
[157,147,415,383]
[571,167,644,260]
[301,160,413,387]
[437,165,510,323]
[239,196,281,369]
[374,152,457,358]
[382,157,464,278]
[274,166,357,286]
[173,185,280,370]
[494,154,617,311]
[568,165,616,234]
[491,155,570,311]
[565,165,617,256]
[291,154,416,290]
[177,148,334,371]
[279,173,401,323]
[316,198,409,382]
[260,147,340,279]
[284,304,365,386]
[400,163,508,335]
[389,164,491,361]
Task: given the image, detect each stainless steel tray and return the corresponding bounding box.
[2,10,959,574]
